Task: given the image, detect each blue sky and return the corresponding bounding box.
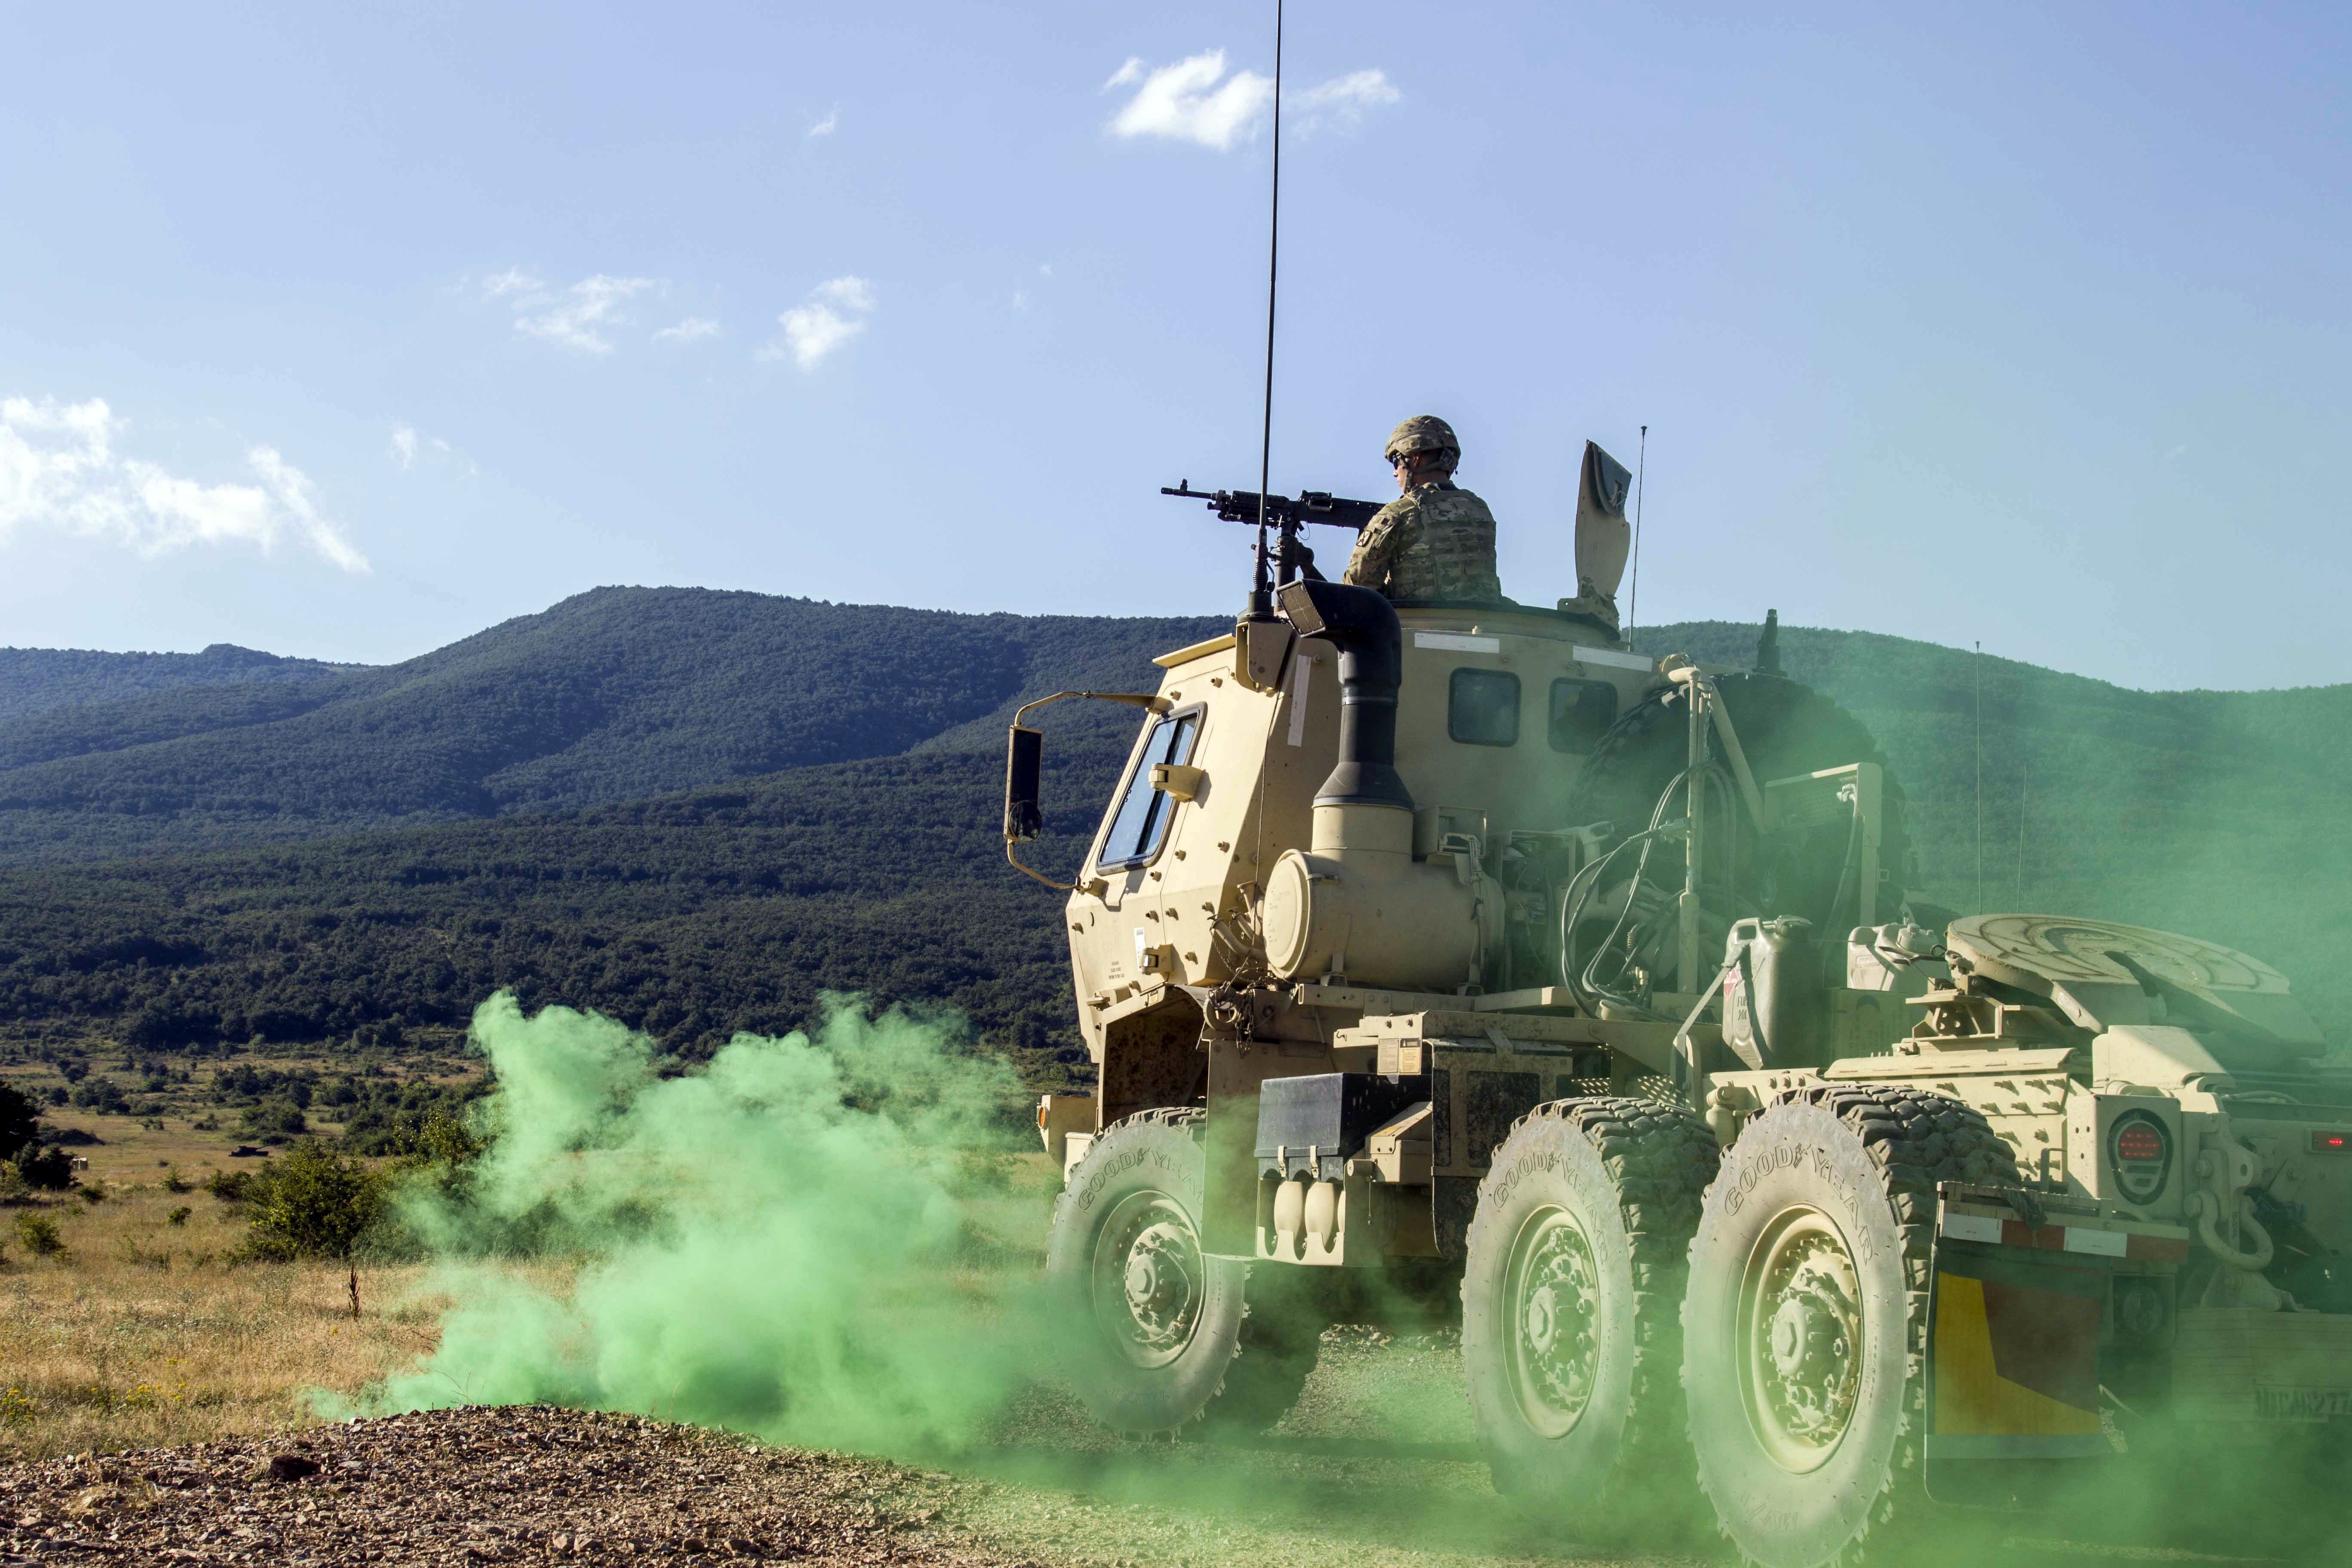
[2,2,2344,691]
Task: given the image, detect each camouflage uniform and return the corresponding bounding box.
[1343,480,1502,603]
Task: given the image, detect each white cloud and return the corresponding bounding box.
[1292,69,1400,132]
[389,423,471,474]
[481,266,544,297]
[513,274,662,353]
[0,396,368,573]
[1011,289,1029,312]
[807,108,839,138]
[1104,50,1272,151]
[653,316,721,344]
[767,306,865,371]
[480,270,663,353]
[760,276,877,371]
[1102,52,1398,149]
[814,276,876,312]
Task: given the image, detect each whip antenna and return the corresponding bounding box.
[1256,0,1288,598]
[1626,424,1647,639]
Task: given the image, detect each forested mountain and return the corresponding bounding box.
[0,588,1222,865]
[1,600,2345,1087]
[0,643,352,721]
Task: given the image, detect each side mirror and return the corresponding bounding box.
[1004,726,1044,842]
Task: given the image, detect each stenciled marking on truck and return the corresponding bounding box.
[2255,1387,2352,1419]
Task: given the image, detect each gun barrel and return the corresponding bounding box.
[1159,484,1378,532]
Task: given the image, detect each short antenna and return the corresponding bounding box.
[1974,640,1984,914]
[1256,0,1288,600]
[1626,424,1647,641]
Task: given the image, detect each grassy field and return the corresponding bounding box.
[0,1052,484,1462]
[0,1177,447,1461]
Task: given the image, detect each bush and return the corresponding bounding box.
[14,1212,63,1256]
[167,1206,192,1227]
[68,1076,126,1114]
[203,1167,255,1204]
[13,1146,71,1190]
[162,1165,190,1193]
[242,1101,309,1144]
[242,1139,383,1265]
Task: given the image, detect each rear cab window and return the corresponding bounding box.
[1448,668,1520,747]
[1548,677,1619,753]
[1096,712,1200,871]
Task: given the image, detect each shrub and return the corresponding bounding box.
[68,1076,127,1114]
[162,1165,190,1193]
[15,1212,63,1256]
[204,1168,255,1204]
[14,1146,72,1191]
[242,1139,385,1317]
[77,1182,106,1204]
[244,1140,383,1260]
[167,1206,192,1227]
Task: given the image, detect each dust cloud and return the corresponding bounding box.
[347,991,1056,1454]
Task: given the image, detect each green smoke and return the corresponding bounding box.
[355,991,1050,1452]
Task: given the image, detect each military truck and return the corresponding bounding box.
[1003,449,2351,1565]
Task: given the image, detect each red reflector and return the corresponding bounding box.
[2116,1125,2166,1161]
[2312,1132,2351,1154]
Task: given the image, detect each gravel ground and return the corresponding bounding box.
[0,1406,1026,1567]
[0,1344,2277,1568]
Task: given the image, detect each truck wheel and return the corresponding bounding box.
[1046,1108,1317,1435]
[1461,1097,1719,1506]
[1682,1087,2016,1568]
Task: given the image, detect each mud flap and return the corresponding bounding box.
[1925,1226,2113,1507]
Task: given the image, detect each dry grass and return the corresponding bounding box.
[0,1175,454,1463]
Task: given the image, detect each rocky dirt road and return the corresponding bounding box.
[0,1406,1020,1567]
[0,1338,2285,1568]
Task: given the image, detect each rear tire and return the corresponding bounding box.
[1046,1109,1317,1434]
[1681,1087,2016,1567]
[1461,1097,1718,1507]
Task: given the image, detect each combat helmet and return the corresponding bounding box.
[1384,415,1459,467]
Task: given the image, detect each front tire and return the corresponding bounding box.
[1046,1109,1317,1434]
[1461,1098,1718,1506]
[1682,1087,2016,1567]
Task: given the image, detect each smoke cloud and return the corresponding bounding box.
[352,991,1053,1453]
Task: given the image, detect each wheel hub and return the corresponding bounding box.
[1505,1209,1602,1438]
[1739,1207,1864,1473]
[1091,1193,1206,1369]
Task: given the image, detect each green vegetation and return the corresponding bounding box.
[0,642,349,722]
[0,587,1217,865]
[0,598,2344,1095]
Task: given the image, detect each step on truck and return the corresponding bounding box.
[1003,451,2351,1565]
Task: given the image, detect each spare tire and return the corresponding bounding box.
[1568,674,1911,980]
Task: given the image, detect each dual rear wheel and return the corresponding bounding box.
[1463,1087,2015,1568]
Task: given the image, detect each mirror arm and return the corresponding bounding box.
[1001,691,1172,895]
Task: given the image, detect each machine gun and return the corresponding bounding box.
[1160,482,1382,533]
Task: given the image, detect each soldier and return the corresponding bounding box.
[1341,416,1503,603]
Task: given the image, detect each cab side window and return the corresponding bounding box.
[1096,713,1199,870]
[1448,668,1520,747]
[1548,677,1619,753]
